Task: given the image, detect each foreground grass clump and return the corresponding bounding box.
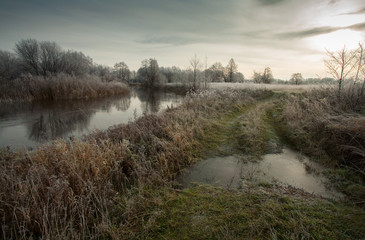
[145,185,365,240]
[0,73,130,102]
[0,88,268,239]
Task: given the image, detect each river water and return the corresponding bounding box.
[0,88,184,149]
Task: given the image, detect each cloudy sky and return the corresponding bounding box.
[1,0,364,79]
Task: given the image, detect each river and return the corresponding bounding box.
[0,88,184,149]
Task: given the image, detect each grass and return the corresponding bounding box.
[1,87,364,239]
[208,82,334,93]
[0,73,130,102]
[144,185,365,240]
[269,86,365,202]
[0,88,270,239]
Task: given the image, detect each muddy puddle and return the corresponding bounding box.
[178,148,343,200]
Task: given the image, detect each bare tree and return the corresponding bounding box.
[204,55,208,89]
[262,67,273,84]
[61,50,92,76]
[113,62,130,82]
[139,58,160,88]
[353,43,365,106]
[15,39,93,77]
[15,38,40,75]
[225,58,238,82]
[290,73,304,85]
[252,71,262,83]
[236,72,245,82]
[39,41,63,75]
[325,46,357,95]
[190,54,202,89]
[0,50,20,81]
[208,62,225,82]
[359,44,365,96]
[90,64,115,82]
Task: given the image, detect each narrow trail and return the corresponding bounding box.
[202,96,280,158]
[146,96,365,239]
[179,95,344,199]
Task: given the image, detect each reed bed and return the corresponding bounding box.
[0,73,130,102]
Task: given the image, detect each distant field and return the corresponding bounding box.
[208,82,334,92]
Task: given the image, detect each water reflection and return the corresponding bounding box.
[178,148,344,200]
[135,88,181,114]
[0,88,184,148]
[28,109,93,142]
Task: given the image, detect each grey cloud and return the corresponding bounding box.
[342,7,365,15]
[348,22,365,30]
[257,0,286,6]
[328,0,340,5]
[274,21,365,40]
[275,26,340,39]
[136,35,196,46]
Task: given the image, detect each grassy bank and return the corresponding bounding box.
[0,73,130,102]
[270,86,365,202]
[0,89,265,238]
[1,88,364,239]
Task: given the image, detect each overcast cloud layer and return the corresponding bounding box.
[1,0,365,79]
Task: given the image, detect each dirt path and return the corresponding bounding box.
[143,95,365,238]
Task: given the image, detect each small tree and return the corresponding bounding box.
[113,62,130,82]
[39,41,63,75]
[262,67,273,84]
[253,71,262,83]
[209,62,225,82]
[225,58,238,82]
[139,58,160,88]
[236,72,245,83]
[61,50,92,76]
[15,38,40,75]
[190,54,202,89]
[253,67,273,84]
[290,73,304,85]
[0,50,20,81]
[353,43,365,107]
[325,46,357,96]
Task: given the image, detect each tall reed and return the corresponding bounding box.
[0,73,130,102]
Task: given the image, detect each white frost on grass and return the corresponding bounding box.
[208,82,334,92]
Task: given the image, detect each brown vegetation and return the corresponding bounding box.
[275,85,365,201]
[0,73,130,102]
[0,89,265,239]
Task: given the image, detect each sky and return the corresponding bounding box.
[0,0,365,79]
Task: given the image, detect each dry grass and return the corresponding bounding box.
[280,87,365,165]
[208,82,333,93]
[0,88,268,239]
[274,85,365,201]
[0,73,130,102]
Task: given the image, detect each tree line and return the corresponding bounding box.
[4,38,351,92]
[0,39,249,90]
[136,56,245,89]
[0,39,131,101]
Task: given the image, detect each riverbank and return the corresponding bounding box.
[0,87,185,148]
[1,88,364,239]
[0,73,130,102]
